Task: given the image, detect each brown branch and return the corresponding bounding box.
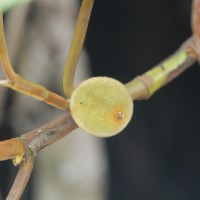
[0,112,77,200]
[192,0,200,58]
[21,112,77,154]
[192,0,200,38]
[0,113,77,162]
[0,138,25,164]
[6,150,34,200]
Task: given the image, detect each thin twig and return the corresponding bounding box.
[6,150,34,200]
[192,0,200,58]
[63,0,94,98]
[0,12,69,110]
[192,0,200,38]
[0,12,15,79]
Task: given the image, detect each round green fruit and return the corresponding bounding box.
[70,77,133,137]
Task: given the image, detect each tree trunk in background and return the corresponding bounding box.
[0,0,108,199]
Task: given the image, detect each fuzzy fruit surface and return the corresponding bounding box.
[70,77,133,137]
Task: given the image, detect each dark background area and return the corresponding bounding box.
[1,0,200,199]
[86,0,200,200]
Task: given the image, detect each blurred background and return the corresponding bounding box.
[1,0,200,199]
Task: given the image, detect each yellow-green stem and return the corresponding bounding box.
[0,12,15,79]
[126,38,197,100]
[0,75,69,111]
[63,0,94,98]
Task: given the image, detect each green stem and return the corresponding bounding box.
[126,37,197,100]
[0,12,15,79]
[63,0,94,98]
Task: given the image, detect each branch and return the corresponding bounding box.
[192,0,200,37]
[192,0,200,59]
[21,113,77,154]
[0,12,15,79]
[0,138,25,165]
[125,37,197,100]
[0,12,69,111]
[63,0,94,98]
[6,150,34,200]
[0,113,77,164]
[126,0,200,100]
[0,113,77,200]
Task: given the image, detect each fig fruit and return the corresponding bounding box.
[70,77,133,137]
